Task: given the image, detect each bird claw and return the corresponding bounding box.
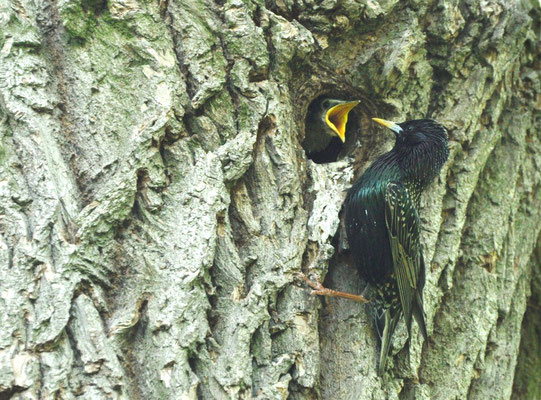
[296,272,370,303]
[310,288,330,297]
[297,272,325,294]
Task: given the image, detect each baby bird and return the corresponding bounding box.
[303,98,359,160]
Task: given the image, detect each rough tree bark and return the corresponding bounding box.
[0,0,540,399]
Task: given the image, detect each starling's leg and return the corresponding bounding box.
[298,273,369,303]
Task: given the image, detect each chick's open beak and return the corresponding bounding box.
[325,101,360,143]
[372,118,403,135]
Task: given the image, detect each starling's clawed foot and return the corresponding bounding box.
[298,272,325,293]
[297,272,369,303]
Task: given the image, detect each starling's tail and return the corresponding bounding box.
[376,307,401,376]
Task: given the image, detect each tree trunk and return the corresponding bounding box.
[0,0,539,399]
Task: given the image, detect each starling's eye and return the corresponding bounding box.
[322,100,330,109]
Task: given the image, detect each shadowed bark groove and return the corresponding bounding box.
[0,0,539,399]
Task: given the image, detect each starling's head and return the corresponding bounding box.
[314,98,360,143]
[372,118,449,184]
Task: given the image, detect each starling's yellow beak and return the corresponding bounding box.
[325,101,360,142]
[372,118,403,135]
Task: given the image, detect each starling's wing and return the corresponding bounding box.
[376,304,401,376]
[384,182,427,339]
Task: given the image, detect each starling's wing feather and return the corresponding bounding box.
[378,306,401,376]
[384,182,427,339]
[413,290,428,340]
[413,257,428,340]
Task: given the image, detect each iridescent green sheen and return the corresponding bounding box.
[344,119,449,376]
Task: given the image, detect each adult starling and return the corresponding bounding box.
[343,118,449,375]
[303,98,359,160]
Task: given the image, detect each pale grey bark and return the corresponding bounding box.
[0,0,539,399]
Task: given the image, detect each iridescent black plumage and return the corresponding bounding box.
[344,118,449,375]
